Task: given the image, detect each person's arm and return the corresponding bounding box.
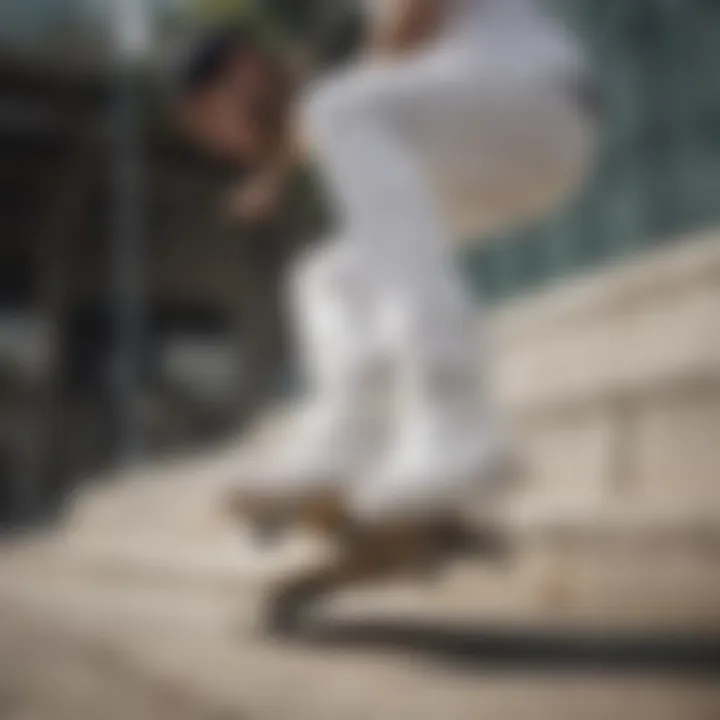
[367,0,446,57]
[226,52,311,223]
[226,122,310,223]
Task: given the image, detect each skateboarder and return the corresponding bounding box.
[176,0,601,632]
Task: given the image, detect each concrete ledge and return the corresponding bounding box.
[489,231,720,521]
[494,230,720,347]
[492,231,720,414]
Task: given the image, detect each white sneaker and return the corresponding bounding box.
[230,389,389,507]
[349,414,521,522]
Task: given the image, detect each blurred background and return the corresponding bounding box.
[0,2,719,718]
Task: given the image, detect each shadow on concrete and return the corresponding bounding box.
[297,620,720,675]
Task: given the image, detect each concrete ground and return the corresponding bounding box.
[1,456,719,720]
[2,564,720,720]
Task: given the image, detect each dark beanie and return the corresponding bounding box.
[174,25,258,99]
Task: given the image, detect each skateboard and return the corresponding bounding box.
[223,486,513,636]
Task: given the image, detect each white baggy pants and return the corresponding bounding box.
[284,20,597,518]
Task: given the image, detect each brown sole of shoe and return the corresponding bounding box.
[223,487,348,545]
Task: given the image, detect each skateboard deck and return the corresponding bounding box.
[223,486,513,635]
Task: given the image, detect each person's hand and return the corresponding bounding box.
[226,173,284,223]
[367,0,443,57]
